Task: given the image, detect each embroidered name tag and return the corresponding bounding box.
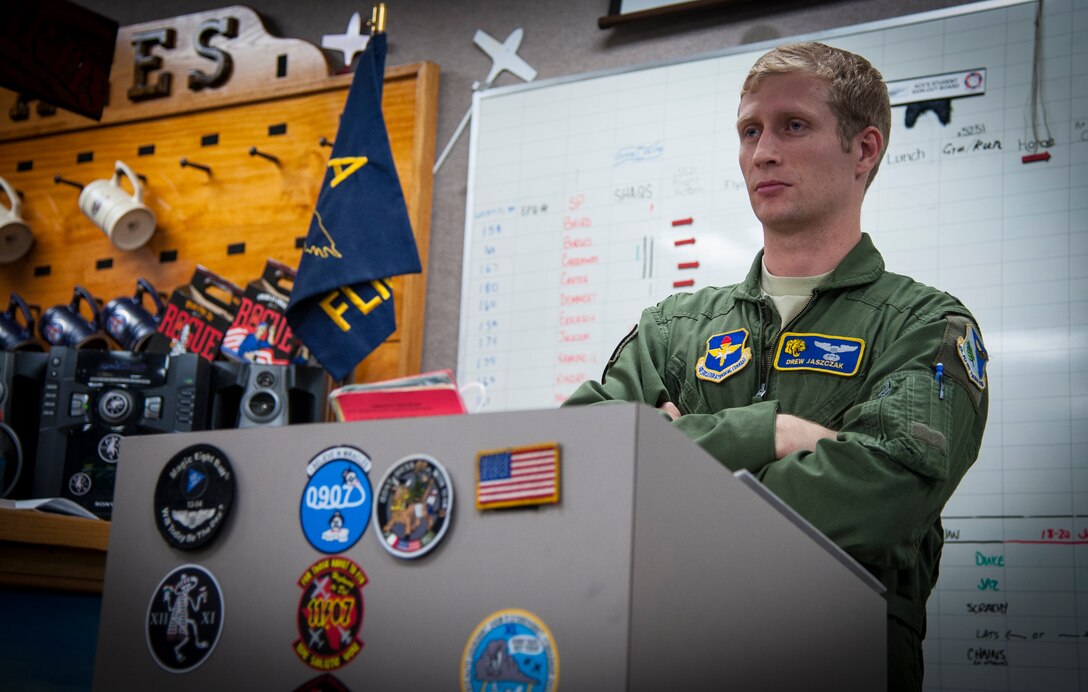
[696,328,751,383]
[774,333,865,376]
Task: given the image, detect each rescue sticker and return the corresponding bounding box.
[695,328,751,383]
[956,323,988,389]
[774,333,865,376]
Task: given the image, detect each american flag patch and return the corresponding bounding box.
[475,443,560,510]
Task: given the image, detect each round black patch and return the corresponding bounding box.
[154,444,235,550]
[146,563,224,673]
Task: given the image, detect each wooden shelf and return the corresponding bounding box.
[0,508,110,593]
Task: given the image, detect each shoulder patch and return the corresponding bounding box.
[773,333,865,376]
[934,316,988,410]
[956,323,988,390]
[601,325,638,384]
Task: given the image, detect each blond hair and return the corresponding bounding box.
[742,42,890,188]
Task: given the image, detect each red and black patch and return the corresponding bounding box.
[293,556,368,671]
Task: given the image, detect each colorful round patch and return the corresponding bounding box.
[461,609,559,692]
[373,454,453,559]
[154,444,235,551]
[294,556,368,671]
[146,563,224,673]
[300,446,373,553]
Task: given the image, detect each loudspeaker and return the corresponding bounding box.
[0,351,47,498]
[210,362,327,429]
[33,348,211,517]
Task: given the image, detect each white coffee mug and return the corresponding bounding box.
[0,176,33,264]
[78,160,156,251]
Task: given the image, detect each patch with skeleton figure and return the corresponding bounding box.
[373,454,453,559]
[146,564,224,673]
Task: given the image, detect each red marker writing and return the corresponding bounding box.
[1021,151,1051,164]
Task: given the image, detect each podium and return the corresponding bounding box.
[93,403,885,690]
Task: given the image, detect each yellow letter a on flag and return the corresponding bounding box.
[328,156,369,188]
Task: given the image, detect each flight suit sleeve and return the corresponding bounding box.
[562,307,672,409]
[754,315,989,570]
[563,305,780,467]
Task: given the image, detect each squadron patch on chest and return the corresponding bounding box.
[774,333,865,376]
[695,328,752,383]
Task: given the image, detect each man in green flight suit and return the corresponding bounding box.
[563,42,989,691]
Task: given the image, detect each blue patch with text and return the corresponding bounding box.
[299,446,373,554]
[773,333,865,376]
[695,328,751,383]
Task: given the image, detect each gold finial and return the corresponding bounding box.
[369,3,387,34]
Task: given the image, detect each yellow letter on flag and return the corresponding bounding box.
[328,157,369,188]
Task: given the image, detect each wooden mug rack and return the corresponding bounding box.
[0,5,437,383]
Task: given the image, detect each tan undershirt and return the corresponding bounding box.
[760,259,831,326]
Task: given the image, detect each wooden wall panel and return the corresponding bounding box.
[0,6,437,383]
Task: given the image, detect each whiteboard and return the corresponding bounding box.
[459,0,1087,688]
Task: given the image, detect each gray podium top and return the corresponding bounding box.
[94,403,885,690]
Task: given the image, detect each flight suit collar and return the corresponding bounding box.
[738,233,885,301]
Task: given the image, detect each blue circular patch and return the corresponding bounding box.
[299,446,373,553]
[461,609,558,692]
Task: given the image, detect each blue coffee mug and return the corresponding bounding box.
[40,285,109,350]
[102,278,165,352]
[0,293,42,352]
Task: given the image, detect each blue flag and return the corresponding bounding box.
[286,33,422,380]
